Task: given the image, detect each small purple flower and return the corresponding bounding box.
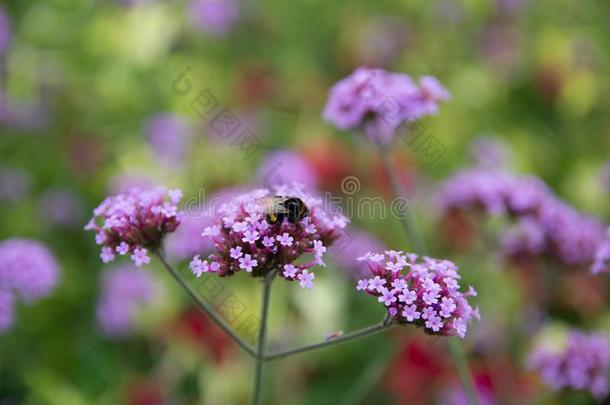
[356,279,368,291]
[96,265,158,339]
[297,270,315,289]
[385,261,404,272]
[101,247,115,263]
[440,297,457,318]
[283,264,297,278]
[230,246,243,259]
[238,254,258,273]
[131,248,150,267]
[86,187,183,266]
[145,114,190,166]
[402,305,421,322]
[277,233,294,247]
[529,330,610,400]
[425,316,444,332]
[313,240,326,259]
[398,289,416,304]
[242,230,259,244]
[116,242,130,255]
[190,0,239,36]
[378,288,397,306]
[189,255,209,277]
[262,236,275,248]
[368,276,387,292]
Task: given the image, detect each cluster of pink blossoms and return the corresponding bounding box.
[189,184,348,289]
[355,251,479,338]
[85,187,183,266]
[436,168,606,267]
[529,331,609,400]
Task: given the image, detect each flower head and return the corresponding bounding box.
[528,330,610,400]
[0,238,60,302]
[190,0,239,36]
[96,265,159,339]
[356,252,479,338]
[323,67,449,144]
[192,184,348,288]
[436,168,605,266]
[86,187,183,266]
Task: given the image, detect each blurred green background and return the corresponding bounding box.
[1,0,609,404]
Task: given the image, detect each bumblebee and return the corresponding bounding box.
[256,196,309,224]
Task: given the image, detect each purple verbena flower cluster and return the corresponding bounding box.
[96,265,158,339]
[355,251,479,338]
[0,239,60,333]
[323,67,450,144]
[85,187,183,266]
[529,331,610,400]
[189,184,348,288]
[436,168,606,266]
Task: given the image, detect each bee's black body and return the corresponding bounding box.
[259,196,309,224]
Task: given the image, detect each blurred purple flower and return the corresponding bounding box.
[500,217,546,256]
[0,238,60,303]
[323,67,449,145]
[96,265,158,339]
[0,289,14,333]
[0,6,12,56]
[468,137,512,168]
[39,188,85,228]
[591,228,610,274]
[145,114,190,166]
[0,167,31,203]
[190,0,239,36]
[329,228,386,279]
[257,150,318,189]
[529,331,610,400]
[436,168,605,266]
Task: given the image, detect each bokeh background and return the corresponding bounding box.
[1,0,610,404]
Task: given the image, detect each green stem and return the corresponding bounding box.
[375,142,480,405]
[265,321,392,361]
[154,249,257,358]
[252,270,276,405]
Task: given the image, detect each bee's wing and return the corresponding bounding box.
[253,198,289,214]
